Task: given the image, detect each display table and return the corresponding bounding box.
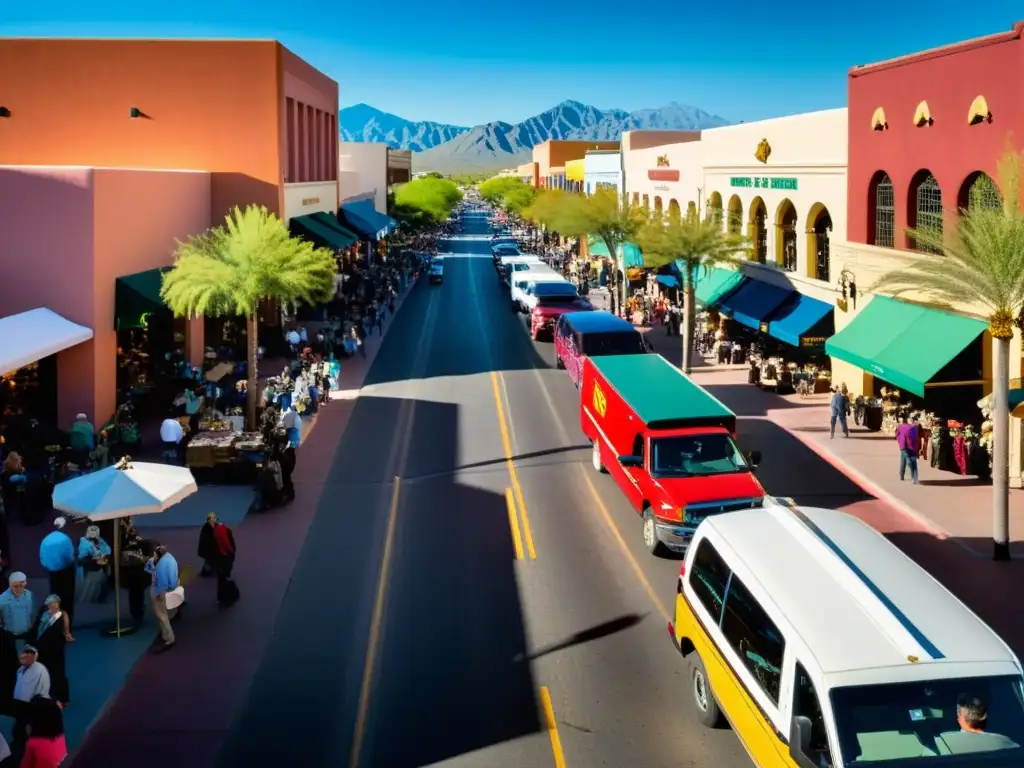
[186,430,266,468]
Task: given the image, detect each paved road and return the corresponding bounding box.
[214,210,877,768]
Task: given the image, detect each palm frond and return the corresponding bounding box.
[635,211,749,284]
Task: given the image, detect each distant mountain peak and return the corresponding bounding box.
[338,104,469,152]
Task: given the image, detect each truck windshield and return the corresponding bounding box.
[650,434,748,477]
[581,331,646,356]
[830,676,1024,766]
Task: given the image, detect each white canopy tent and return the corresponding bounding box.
[0,307,93,374]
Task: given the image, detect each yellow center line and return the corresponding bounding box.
[348,478,402,768]
[540,686,567,768]
[491,371,536,559]
[505,488,525,561]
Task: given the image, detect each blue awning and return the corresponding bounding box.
[656,275,678,288]
[717,278,794,331]
[766,292,834,347]
[339,200,397,240]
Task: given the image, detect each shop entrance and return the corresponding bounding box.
[812,207,832,282]
[749,198,768,264]
[776,200,798,272]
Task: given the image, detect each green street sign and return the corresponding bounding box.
[730,176,798,191]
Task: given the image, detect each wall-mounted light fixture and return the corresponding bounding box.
[837,268,858,309]
[0,107,10,118]
[129,107,142,118]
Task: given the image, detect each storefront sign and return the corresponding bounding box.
[301,197,321,206]
[759,322,769,334]
[653,184,670,192]
[648,169,680,182]
[730,176,798,191]
[801,336,827,347]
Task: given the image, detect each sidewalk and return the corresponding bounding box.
[64,277,422,767]
[641,326,1024,657]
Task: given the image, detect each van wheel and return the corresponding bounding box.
[591,442,605,473]
[690,654,725,729]
[555,355,565,370]
[643,507,667,556]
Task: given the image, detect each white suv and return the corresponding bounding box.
[510,269,564,312]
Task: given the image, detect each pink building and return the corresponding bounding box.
[0,166,210,426]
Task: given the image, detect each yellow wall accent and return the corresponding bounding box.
[565,158,586,182]
[871,106,887,130]
[914,100,932,126]
[968,95,990,125]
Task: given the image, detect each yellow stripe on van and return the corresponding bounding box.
[674,594,797,767]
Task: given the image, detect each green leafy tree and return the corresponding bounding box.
[871,148,1024,560]
[635,208,748,373]
[449,171,492,187]
[479,177,527,205]
[527,187,646,316]
[390,177,463,234]
[161,205,336,429]
[501,185,537,217]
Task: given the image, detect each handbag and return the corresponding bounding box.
[165,586,185,611]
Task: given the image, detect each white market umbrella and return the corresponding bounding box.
[52,459,197,638]
[53,460,197,521]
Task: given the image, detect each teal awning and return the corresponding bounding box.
[717,278,794,331]
[587,236,643,268]
[290,214,357,250]
[115,268,171,330]
[311,212,359,244]
[825,296,986,396]
[689,267,743,307]
[340,200,397,240]
[766,292,834,347]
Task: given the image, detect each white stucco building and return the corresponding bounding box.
[583,149,622,197]
[337,142,413,214]
[623,109,848,290]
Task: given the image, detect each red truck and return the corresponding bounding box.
[580,353,765,555]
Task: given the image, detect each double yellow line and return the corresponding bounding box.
[491,371,536,560]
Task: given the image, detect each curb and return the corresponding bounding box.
[761,409,979,553]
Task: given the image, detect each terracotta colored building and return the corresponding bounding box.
[533,140,619,189]
[847,21,1024,248]
[0,39,339,426]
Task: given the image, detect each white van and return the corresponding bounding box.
[509,268,563,311]
[669,499,1024,767]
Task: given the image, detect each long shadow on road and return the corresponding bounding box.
[216,396,541,768]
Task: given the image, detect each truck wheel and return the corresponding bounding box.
[591,442,606,473]
[555,355,565,370]
[643,507,667,556]
[690,654,725,729]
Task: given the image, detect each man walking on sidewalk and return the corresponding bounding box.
[896,414,921,484]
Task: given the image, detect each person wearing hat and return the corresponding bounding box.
[67,413,96,466]
[77,524,112,604]
[34,594,72,707]
[39,517,76,629]
[11,644,49,753]
[0,572,33,714]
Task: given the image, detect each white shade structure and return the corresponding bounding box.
[53,461,197,521]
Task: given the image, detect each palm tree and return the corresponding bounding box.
[635,208,748,373]
[161,205,337,430]
[871,149,1024,561]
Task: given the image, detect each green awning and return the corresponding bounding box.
[310,212,359,245]
[587,236,643,268]
[290,213,356,250]
[115,268,170,330]
[691,267,743,307]
[825,296,987,396]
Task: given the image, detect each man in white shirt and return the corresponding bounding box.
[12,645,50,750]
[160,410,185,463]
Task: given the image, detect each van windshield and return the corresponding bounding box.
[830,676,1024,766]
[581,331,646,356]
[650,434,749,477]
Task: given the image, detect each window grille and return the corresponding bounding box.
[914,174,943,254]
[874,175,895,248]
[754,210,767,264]
[968,174,1002,213]
[814,212,832,283]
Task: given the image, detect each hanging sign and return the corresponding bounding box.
[801,336,828,347]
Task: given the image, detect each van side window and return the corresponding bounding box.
[556,316,566,335]
[721,575,785,705]
[632,434,644,460]
[688,539,730,623]
[793,662,833,766]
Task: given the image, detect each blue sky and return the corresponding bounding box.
[3,2,1020,127]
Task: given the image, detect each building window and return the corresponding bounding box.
[727,195,743,235]
[777,200,798,272]
[961,172,1003,213]
[871,172,895,248]
[751,199,767,264]
[812,207,832,283]
[708,193,723,228]
[911,172,943,254]
[285,98,297,183]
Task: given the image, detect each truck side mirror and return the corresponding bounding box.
[618,455,643,468]
[789,716,819,768]
[747,450,762,467]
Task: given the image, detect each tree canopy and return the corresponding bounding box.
[449,171,493,187]
[527,187,646,254]
[635,209,748,276]
[479,177,527,205]
[390,176,463,231]
[500,185,537,215]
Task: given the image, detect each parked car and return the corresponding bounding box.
[428,259,444,284]
[526,283,592,340]
[554,311,650,387]
[510,269,564,312]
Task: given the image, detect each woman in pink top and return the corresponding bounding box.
[21,695,67,767]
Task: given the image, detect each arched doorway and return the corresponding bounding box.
[908,170,943,254]
[748,197,767,263]
[654,196,663,213]
[805,203,832,282]
[668,199,681,219]
[686,201,697,221]
[642,194,650,210]
[727,195,743,235]
[708,192,723,228]
[775,199,798,272]
[631,192,640,206]
[958,171,1003,213]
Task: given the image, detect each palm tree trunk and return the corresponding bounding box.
[245,311,259,431]
[992,337,1011,561]
[682,280,696,374]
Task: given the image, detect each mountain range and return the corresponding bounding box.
[337,100,730,173]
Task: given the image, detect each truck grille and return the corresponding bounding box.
[686,497,763,520]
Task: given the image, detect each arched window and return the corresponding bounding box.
[909,171,943,254]
[654,196,663,213]
[708,192,723,228]
[959,172,1003,213]
[868,172,895,248]
[727,195,743,235]
[775,200,798,272]
[642,194,650,210]
[668,199,681,219]
[749,197,767,264]
[806,204,832,282]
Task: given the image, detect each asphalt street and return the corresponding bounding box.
[215,209,873,768]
